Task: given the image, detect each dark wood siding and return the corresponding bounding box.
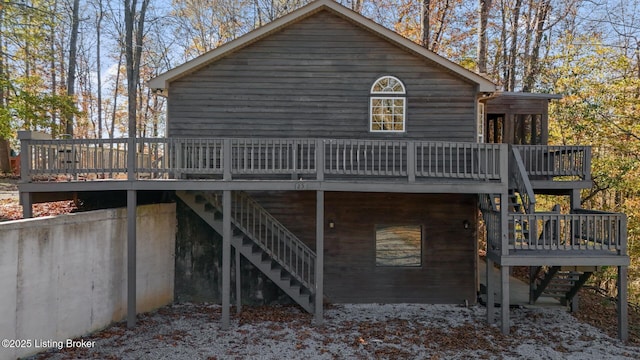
[168,10,478,141]
[248,191,478,304]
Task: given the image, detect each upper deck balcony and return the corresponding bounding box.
[17,131,591,195]
[18,132,509,194]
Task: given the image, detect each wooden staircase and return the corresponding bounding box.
[480,146,598,308]
[176,190,316,314]
[531,266,594,305]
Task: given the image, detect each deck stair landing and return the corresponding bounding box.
[531,266,594,306]
[480,146,612,309]
[176,190,316,314]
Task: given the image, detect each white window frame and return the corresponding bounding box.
[477,102,485,143]
[370,76,406,133]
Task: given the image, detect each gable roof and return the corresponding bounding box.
[148,0,497,93]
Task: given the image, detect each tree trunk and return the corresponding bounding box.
[109,52,123,139]
[507,0,522,91]
[0,139,10,174]
[477,0,492,74]
[96,0,104,138]
[65,0,80,137]
[522,0,550,92]
[124,0,150,140]
[421,0,431,48]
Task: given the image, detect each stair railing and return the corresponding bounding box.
[479,194,502,252]
[509,146,536,214]
[205,191,316,291]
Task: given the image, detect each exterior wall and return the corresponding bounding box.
[168,10,478,142]
[0,204,176,360]
[249,191,478,304]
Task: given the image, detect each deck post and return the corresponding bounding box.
[316,139,324,181]
[570,189,581,210]
[127,138,135,181]
[20,192,33,219]
[222,190,232,329]
[486,258,495,324]
[528,266,536,305]
[235,247,241,314]
[18,132,34,218]
[407,142,415,182]
[618,265,628,342]
[314,190,324,325]
[223,139,232,181]
[500,192,509,257]
[126,189,137,328]
[500,265,510,335]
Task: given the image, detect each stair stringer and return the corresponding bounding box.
[531,266,594,306]
[176,190,315,314]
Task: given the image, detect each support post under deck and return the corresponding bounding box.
[222,190,231,329]
[500,265,510,335]
[618,266,628,342]
[486,258,495,324]
[235,248,241,314]
[314,190,324,325]
[20,192,32,219]
[127,190,137,328]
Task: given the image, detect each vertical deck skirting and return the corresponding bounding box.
[126,189,137,328]
[618,266,628,341]
[315,190,324,325]
[222,190,231,329]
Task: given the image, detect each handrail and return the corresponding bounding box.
[514,145,591,181]
[20,136,507,183]
[204,191,316,290]
[509,146,536,213]
[479,194,502,252]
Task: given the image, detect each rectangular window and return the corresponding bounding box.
[370,97,406,132]
[375,225,422,267]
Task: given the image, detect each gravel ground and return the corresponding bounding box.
[28,303,640,360]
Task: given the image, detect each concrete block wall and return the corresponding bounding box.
[0,203,176,360]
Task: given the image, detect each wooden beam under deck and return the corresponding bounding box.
[487,251,630,267]
[19,179,507,195]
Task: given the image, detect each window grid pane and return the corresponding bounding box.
[371,97,405,132]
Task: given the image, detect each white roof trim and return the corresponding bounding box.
[148,0,497,92]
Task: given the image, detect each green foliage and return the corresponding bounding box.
[543,31,640,303]
[0,77,81,139]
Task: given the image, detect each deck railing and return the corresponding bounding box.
[515,145,591,180]
[480,194,626,255]
[20,134,507,183]
[508,211,627,253]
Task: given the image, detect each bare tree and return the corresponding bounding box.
[124,0,151,140]
[95,0,104,138]
[421,0,431,48]
[477,0,492,74]
[64,0,80,136]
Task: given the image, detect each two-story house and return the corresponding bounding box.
[17,0,629,340]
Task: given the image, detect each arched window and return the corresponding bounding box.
[370,76,406,132]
